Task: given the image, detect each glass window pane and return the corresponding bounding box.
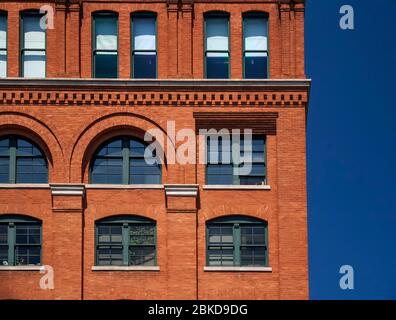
[22,50,45,78]
[133,17,156,51]
[241,247,266,266]
[94,52,117,78]
[133,52,156,78]
[97,245,123,266]
[95,16,117,50]
[23,16,45,50]
[97,139,123,157]
[0,245,8,265]
[15,245,41,265]
[0,50,6,78]
[208,248,234,266]
[244,17,268,51]
[0,157,9,183]
[0,16,6,49]
[91,157,123,184]
[245,53,267,79]
[16,157,48,183]
[206,52,229,79]
[0,224,7,244]
[129,246,155,266]
[206,18,228,51]
[0,138,9,155]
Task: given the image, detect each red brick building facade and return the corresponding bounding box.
[0,0,310,300]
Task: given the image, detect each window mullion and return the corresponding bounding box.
[122,223,129,266]
[122,139,130,185]
[8,223,15,266]
[233,223,241,266]
[9,136,17,183]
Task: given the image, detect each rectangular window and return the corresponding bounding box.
[21,12,46,78]
[243,15,268,79]
[0,13,7,77]
[205,15,229,79]
[206,136,266,185]
[240,225,267,266]
[132,15,157,78]
[93,13,118,78]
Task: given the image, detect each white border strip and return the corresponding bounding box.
[204,266,272,272]
[92,266,160,272]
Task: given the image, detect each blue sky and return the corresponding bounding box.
[306,0,396,299]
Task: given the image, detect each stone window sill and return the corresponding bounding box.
[0,266,43,271]
[0,184,50,189]
[204,266,272,272]
[86,184,164,190]
[202,185,271,191]
[92,266,160,272]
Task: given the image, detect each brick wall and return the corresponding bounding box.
[0,0,309,300]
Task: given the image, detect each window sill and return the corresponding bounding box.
[91,266,160,272]
[0,184,50,189]
[0,266,43,271]
[86,184,164,190]
[202,185,271,191]
[204,266,272,272]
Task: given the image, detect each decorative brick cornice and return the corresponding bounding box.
[194,112,279,135]
[0,79,310,108]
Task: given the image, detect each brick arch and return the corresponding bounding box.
[202,204,271,222]
[0,112,64,182]
[70,112,173,183]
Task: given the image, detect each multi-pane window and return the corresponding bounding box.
[206,135,266,185]
[132,13,157,78]
[90,137,161,185]
[243,13,269,79]
[206,216,268,267]
[21,11,46,78]
[205,13,229,79]
[96,216,156,266]
[0,12,7,77]
[93,12,118,78]
[0,136,48,184]
[0,216,42,266]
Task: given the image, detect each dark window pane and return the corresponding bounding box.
[0,245,8,265]
[15,245,41,265]
[244,54,268,79]
[0,224,7,244]
[0,157,9,183]
[0,138,9,156]
[16,157,48,183]
[241,247,266,267]
[206,53,229,79]
[129,246,155,266]
[16,224,41,245]
[94,53,118,78]
[133,52,156,78]
[130,158,161,184]
[91,157,123,184]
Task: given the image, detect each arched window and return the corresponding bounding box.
[95,215,157,266]
[0,136,48,184]
[206,216,268,267]
[90,136,161,185]
[0,215,42,266]
[204,12,230,79]
[243,12,269,79]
